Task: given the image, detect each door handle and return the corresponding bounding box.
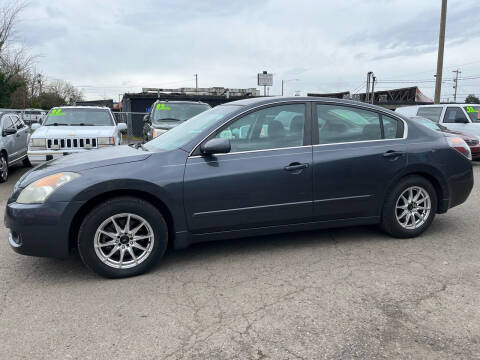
[284,162,309,171]
[383,150,405,158]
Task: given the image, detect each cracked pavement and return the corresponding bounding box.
[1,163,479,359]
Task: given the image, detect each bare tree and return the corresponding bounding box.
[0,0,27,55]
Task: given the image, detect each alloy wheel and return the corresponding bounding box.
[395,186,431,230]
[0,156,8,182]
[94,213,155,269]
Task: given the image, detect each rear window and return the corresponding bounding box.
[416,107,443,122]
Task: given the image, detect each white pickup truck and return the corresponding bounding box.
[396,104,480,137]
[28,106,127,164]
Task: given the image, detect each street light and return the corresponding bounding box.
[281,78,299,96]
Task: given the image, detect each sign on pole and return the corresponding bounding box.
[257,72,273,87]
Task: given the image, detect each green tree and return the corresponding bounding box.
[465,94,480,104]
[0,70,24,107]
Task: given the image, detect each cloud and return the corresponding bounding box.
[13,0,480,101]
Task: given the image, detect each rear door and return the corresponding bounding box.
[184,102,314,234]
[312,103,407,220]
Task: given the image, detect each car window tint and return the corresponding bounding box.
[2,116,14,130]
[216,104,306,152]
[382,115,403,139]
[444,107,468,123]
[417,107,443,122]
[317,105,381,144]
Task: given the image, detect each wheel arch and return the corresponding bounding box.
[383,166,448,214]
[68,188,176,252]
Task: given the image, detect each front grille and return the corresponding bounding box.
[46,138,97,150]
[465,139,479,146]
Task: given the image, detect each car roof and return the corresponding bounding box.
[153,100,210,106]
[50,106,111,110]
[222,96,399,113]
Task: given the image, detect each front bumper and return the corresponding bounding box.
[4,200,85,258]
[28,149,91,164]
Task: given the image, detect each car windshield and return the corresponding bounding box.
[144,105,240,152]
[414,117,444,131]
[464,106,480,122]
[152,103,210,126]
[43,108,114,126]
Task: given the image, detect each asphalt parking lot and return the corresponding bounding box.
[0,164,479,360]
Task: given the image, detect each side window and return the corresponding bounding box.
[444,107,468,123]
[316,105,381,144]
[2,116,14,130]
[11,115,25,129]
[417,107,443,122]
[382,115,404,139]
[215,103,306,152]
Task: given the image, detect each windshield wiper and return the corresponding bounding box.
[133,143,149,151]
[45,123,68,126]
[71,123,89,126]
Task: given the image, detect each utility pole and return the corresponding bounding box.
[366,71,373,103]
[452,69,461,103]
[281,80,284,96]
[434,0,447,104]
[194,74,198,92]
[371,75,376,104]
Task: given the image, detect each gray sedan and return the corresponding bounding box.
[0,112,31,182]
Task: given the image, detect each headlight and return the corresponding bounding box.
[29,138,46,148]
[153,129,168,138]
[98,137,115,146]
[16,172,80,204]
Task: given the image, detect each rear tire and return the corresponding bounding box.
[0,154,8,183]
[381,176,437,238]
[77,197,168,278]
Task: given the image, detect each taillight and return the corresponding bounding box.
[447,136,472,160]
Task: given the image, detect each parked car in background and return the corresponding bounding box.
[6,97,473,278]
[21,108,46,125]
[28,106,127,164]
[396,104,480,136]
[0,112,31,182]
[409,116,480,160]
[143,100,211,141]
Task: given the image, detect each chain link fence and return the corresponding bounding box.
[112,111,148,143]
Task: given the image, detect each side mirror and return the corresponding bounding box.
[2,128,16,136]
[200,138,231,155]
[31,123,40,131]
[117,123,127,132]
[143,115,150,123]
[455,117,469,124]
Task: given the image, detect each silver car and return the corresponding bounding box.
[0,112,31,183]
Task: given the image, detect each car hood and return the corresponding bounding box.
[32,125,116,138]
[442,129,477,140]
[16,145,151,188]
[151,122,181,130]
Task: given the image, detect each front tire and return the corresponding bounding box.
[0,154,8,183]
[77,197,168,278]
[381,176,437,238]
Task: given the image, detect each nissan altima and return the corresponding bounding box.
[5,97,473,278]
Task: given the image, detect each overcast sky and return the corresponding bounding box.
[13,0,480,101]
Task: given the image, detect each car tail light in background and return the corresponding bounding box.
[447,136,472,160]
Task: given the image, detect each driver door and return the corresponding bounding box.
[183,102,314,234]
[1,115,17,160]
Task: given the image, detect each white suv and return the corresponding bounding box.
[396,104,480,136]
[28,106,127,164]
